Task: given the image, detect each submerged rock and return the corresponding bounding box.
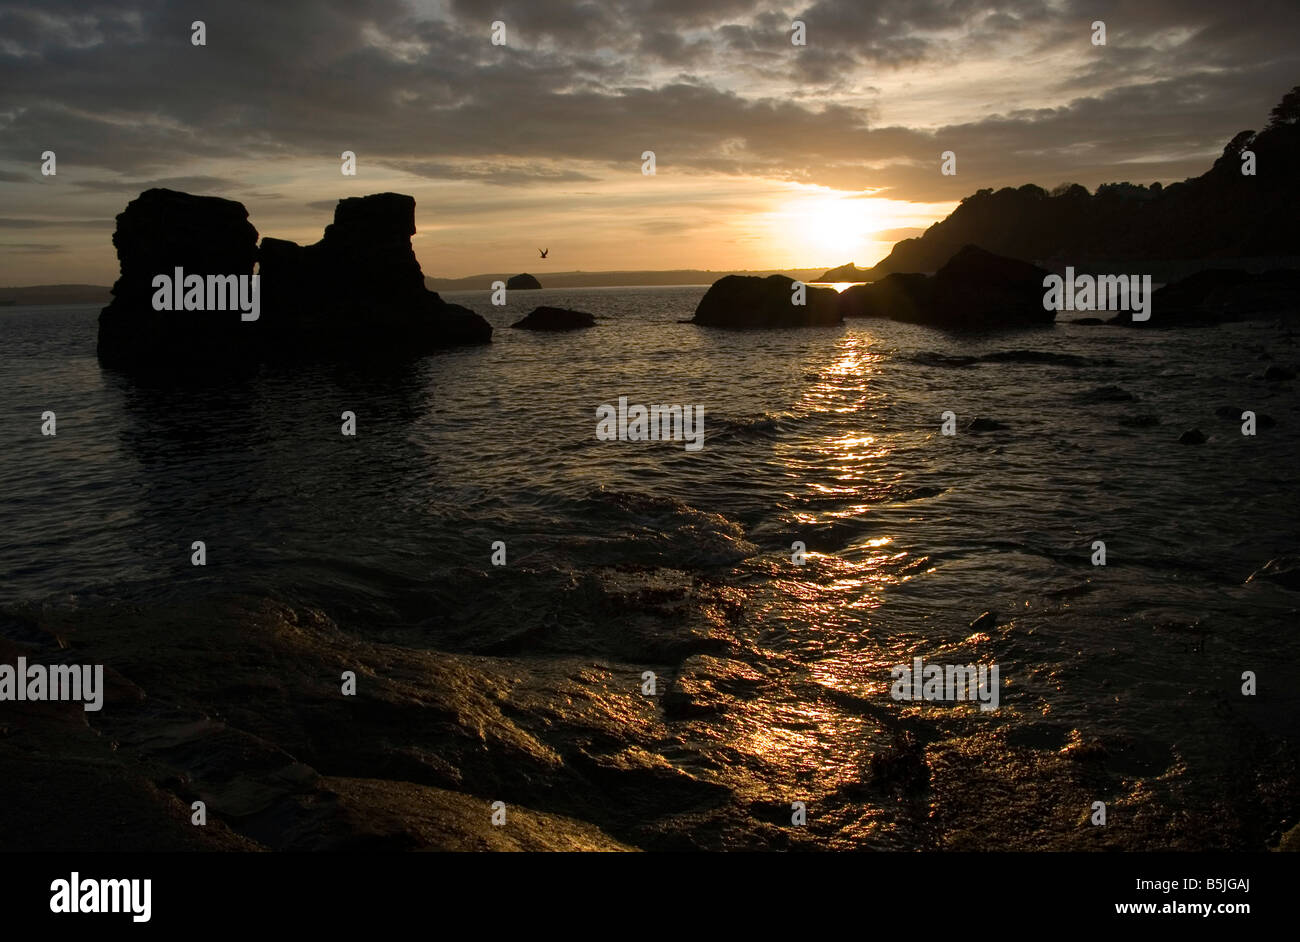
[1079,385,1135,403]
[967,417,1009,432]
[690,274,841,328]
[97,189,491,369]
[1179,428,1207,445]
[507,273,542,290]
[1245,556,1300,591]
[510,306,595,331]
[1119,413,1161,427]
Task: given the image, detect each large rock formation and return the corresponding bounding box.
[838,272,931,320]
[689,274,841,328]
[506,273,542,290]
[929,245,1055,328]
[509,306,595,330]
[1111,268,1300,326]
[839,245,1054,328]
[97,189,491,369]
[257,192,490,354]
[97,189,260,368]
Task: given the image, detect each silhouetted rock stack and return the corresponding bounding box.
[97,189,491,369]
[689,274,841,328]
[510,306,595,330]
[506,273,542,290]
[258,192,490,353]
[97,189,259,368]
[839,245,1054,328]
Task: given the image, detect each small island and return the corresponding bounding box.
[506,273,542,290]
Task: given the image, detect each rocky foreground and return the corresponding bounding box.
[3,571,1295,852]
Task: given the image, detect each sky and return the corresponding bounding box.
[1,0,1298,285]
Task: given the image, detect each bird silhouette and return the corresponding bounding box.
[539,248,549,259]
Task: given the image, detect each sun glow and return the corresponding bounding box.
[765,188,954,271]
[784,195,872,263]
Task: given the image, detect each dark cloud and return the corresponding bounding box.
[380,160,599,186]
[1,0,1296,281]
[2,0,1294,192]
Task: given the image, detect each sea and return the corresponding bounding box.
[1,286,1297,850]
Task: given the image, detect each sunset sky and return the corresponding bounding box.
[2,0,1298,285]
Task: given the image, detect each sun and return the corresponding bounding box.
[783,194,871,264]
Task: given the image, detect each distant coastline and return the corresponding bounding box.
[10,255,1298,308]
[0,284,112,306]
[424,268,831,291]
[0,270,831,306]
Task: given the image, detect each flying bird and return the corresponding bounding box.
[539,248,549,259]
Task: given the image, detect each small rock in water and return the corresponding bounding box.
[1179,428,1207,445]
[1080,385,1134,403]
[509,306,595,331]
[1119,413,1160,427]
[1214,406,1277,426]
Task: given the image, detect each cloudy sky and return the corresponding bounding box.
[1,0,1297,285]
